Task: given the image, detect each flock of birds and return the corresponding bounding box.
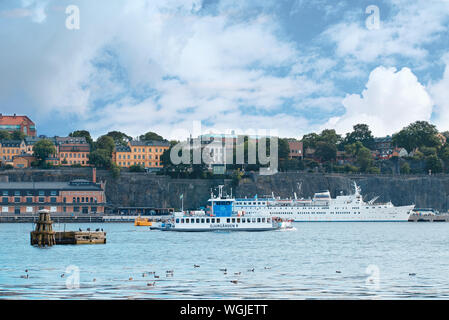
[18,265,275,286]
[19,267,419,287]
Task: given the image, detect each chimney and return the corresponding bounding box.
[13,113,16,118]
[92,167,97,183]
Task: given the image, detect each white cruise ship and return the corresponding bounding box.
[233,182,414,222]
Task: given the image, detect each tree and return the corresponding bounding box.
[343,124,374,149]
[278,138,290,160]
[11,130,25,140]
[301,133,319,149]
[95,135,115,155]
[400,162,411,174]
[393,121,441,152]
[319,129,342,146]
[139,131,165,141]
[106,131,132,146]
[345,141,373,172]
[88,149,112,168]
[315,141,337,162]
[69,130,93,145]
[33,139,56,164]
[0,130,11,140]
[425,155,442,173]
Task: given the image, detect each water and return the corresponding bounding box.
[1,222,449,299]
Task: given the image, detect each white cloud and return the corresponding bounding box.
[325,66,433,137]
[429,54,449,131]
[323,1,449,63]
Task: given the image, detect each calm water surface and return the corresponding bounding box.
[1,222,449,299]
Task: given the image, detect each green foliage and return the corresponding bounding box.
[301,133,320,149]
[344,164,359,173]
[33,139,56,163]
[139,131,165,141]
[314,141,337,162]
[3,164,13,170]
[95,135,115,155]
[400,162,411,174]
[0,130,25,141]
[278,138,290,160]
[301,130,341,151]
[345,142,373,172]
[110,163,121,179]
[392,121,441,152]
[129,164,145,172]
[367,166,380,174]
[0,130,11,140]
[343,124,374,149]
[89,149,112,168]
[425,155,442,173]
[11,130,25,140]
[69,130,93,145]
[419,146,437,157]
[106,131,132,146]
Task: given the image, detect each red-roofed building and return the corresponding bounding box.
[0,114,36,137]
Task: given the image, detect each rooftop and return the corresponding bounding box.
[0,114,34,126]
[0,180,103,191]
[130,140,170,147]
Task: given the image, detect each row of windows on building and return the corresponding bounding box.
[1,196,98,203]
[117,154,160,160]
[2,206,97,214]
[175,217,270,224]
[60,153,88,158]
[117,161,161,167]
[3,190,58,196]
[132,148,165,153]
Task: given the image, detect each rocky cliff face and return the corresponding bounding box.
[1,169,449,211]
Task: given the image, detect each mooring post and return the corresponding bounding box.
[30,209,56,247]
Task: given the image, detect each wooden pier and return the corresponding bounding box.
[30,209,106,246]
[54,231,106,244]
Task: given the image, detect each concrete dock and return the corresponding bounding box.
[408,214,449,222]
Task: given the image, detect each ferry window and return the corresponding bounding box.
[206,218,210,223]
[201,218,205,223]
[262,218,265,222]
[267,218,271,222]
[257,218,261,223]
[227,218,230,223]
[232,218,236,223]
[242,218,245,223]
[211,218,215,223]
[237,218,240,223]
[181,219,184,223]
[252,218,256,223]
[196,218,200,223]
[217,218,220,223]
[185,218,189,223]
[176,219,179,223]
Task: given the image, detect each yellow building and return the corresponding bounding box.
[113,140,169,169]
[0,140,27,164]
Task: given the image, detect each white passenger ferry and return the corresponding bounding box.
[233,182,414,222]
[160,186,287,232]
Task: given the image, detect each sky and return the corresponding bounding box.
[0,0,448,140]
